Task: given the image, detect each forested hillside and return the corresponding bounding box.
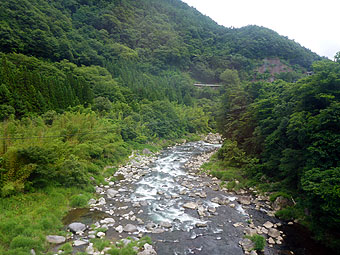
[216,59,340,249]
[1,0,320,84]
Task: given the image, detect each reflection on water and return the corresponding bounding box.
[62,208,108,226]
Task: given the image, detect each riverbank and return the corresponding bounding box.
[0,132,202,255]
[48,134,293,255]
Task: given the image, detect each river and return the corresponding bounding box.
[62,140,333,255]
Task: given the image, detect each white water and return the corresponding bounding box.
[131,142,224,231]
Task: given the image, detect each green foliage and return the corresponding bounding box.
[91,239,110,252]
[246,234,266,251]
[59,243,73,255]
[269,192,291,202]
[0,187,76,255]
[275,206,304,221]
[70,193,91,208]
[217,140,248,167]
[0,0,320,93]
[217,59,340,249]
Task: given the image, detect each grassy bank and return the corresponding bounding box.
[0,106,207,254]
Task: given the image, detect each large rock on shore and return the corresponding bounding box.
[46,235,66,244]
[183,202,198,210]
[68,222,86,233]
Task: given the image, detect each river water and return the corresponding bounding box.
[129,141,246,254]
[63,140,334,255]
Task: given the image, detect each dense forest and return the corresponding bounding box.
[0,0,338,254]
[216,59,340,249]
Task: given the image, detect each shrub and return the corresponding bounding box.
[70,194,90,208]
[247,234,266,251]
[10,235,42,251]
[269,192,291,202]
[91,239,111,251]
[217,140,247,167]
[60,243,73,255]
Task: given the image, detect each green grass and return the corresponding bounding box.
[246,234,266,251]
[0,187,83,255]
[201,154,250,190]
[91,239,111,252]
[70,193,92,208]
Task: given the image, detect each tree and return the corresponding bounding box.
[335,51,340,63]
[219,69,240,86]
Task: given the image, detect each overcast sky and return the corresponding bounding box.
[181,0,340,59]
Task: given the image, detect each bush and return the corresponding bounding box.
[70,194,90,208]
[269,192,291,202]
[59,243,73,255]
[247,234,266,251]
[275,206,303,221]
[217,140,248,167]
[10,235,42,251]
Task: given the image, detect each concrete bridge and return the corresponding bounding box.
[194,83,222,89]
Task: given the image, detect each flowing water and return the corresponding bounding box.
[127,141,247,254]
[63,141,334,255]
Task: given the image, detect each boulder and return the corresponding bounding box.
[123,224,138,232]
[46,235,66,244]
[244,227,257,236]
[88,198,97,206]
[68,222,86,233]
[211,197,220,204]
[97,232,106,238]
[138,243,157,255]
[115,225,123,233]
[100,218,115,224]
[239,238,253,252]
[74,240,88,246]
[272,196,293,211]
[96,187,103,193]
[268,228,280,238]
[183,202,198,210]
[160,222,172,228]
[195,222,207,228]
[146,222,156,230]
[107,189,119,198]
[152,228,165,234]
[239,196,251,205]
[268,237,276,244]
[263,221,274,229]
[98,197,106,205]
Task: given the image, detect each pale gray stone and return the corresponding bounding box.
[268,228,280,238]
[195,222,207,228]
[115,225,123,233]
[183,202,198,210]
[160,222,172,228]
[263,221,274,229]
[46,235,66,244]
[74,240,88,246]
[107,189,119,198]
[239,196,251,205]
[97,232,106,238]
[123,224,138,232]
[137,243,157,255]
[68,222,86,233]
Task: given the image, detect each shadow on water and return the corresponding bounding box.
[62,208,108,226]
[279,224,335,255]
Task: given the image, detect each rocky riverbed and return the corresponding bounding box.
[49,134,297,255]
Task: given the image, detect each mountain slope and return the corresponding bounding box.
[0,0,321,85]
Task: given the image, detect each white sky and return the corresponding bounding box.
[181,0,340,59]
